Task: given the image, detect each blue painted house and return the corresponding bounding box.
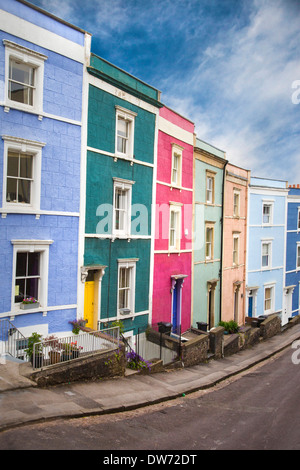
[285,185,300,321]
[0,0,91,343]
[246,177,288,324]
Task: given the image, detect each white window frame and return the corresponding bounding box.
[2,135,45,212]
[262,201,274,225]
[206,176,213,204]
[171,144,183,187]
[117,258,138,317]
[11,239,53,311]
[115,105,137,159]
[297,207,300,231]
[112,177,134,237]
[205,222,215,260]
[4,40,47,115]
[296,242,300,270]
[169,203,181,252]
[233,189,240,217]
[233,234,239,266]
[261,240,272,269]
[264,283,275,315]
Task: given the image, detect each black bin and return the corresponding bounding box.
[196,322,208,332]
[158,322,172,335]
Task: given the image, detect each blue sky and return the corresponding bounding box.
[28,0,300,183]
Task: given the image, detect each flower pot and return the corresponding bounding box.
[72,350,80,359]
[20,302,40,310]
[62,353,72,362]
[49,351,61,364]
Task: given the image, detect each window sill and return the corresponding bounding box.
[170,185,182,191]
[3,103,43,120]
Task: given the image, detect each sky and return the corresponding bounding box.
[27,0,300,183]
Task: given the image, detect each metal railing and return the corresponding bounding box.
[32,326,120,370]
[0,319,28,361]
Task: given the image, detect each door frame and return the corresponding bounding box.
[283,285,295,325]
[81,265,106,330]
[171,275,187,334]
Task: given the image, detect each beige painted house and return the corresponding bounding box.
[221,163,250,325]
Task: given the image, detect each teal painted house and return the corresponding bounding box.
[80,54,162,347]
[193,138,227,330]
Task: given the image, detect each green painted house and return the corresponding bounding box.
[80,54,162,346]
[192,138,227,330]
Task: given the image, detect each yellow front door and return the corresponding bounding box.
[84,281,95,329]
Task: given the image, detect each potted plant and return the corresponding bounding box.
[70,341,83,359]
[45,335,61,364]
[25,332,43,368]
[20,297,40,310]
[61,341,83,361]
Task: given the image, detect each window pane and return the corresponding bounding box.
[18,179,31,203]
[119,288,128,310]
[19,154,32,178]
[9,81,33,105]
[263,205,270,223]
[170,211,175,229]
[115,189,126,210]
[28,252,40,276]
[119,267,126,288]
[117,118,128,137]
[262,244,269,255]
[10,60,34,86]
[7,152,19,177]
[26,277,39,300]
[16,252,27,277]
[6,178,17,202]
[117,136,126,154]
[15,278,25,302]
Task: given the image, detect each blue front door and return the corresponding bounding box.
[248,296,253,317]
[172,283,178,332]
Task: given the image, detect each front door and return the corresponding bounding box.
[84,280,95,329]
[172,282,179,333]
[283,288,294,326]
[248,295,253,317]
[208,288,215,330]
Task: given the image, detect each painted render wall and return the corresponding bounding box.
[193,141,227,329]
[0,0,89,338]
[152,106,194,334]
[286,187,300,318]
[246,177,288,323]
[84,61,161,336]
[221,163,250,325]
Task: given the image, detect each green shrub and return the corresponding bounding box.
[219,320,239,334]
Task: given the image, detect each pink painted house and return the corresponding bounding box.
[221,162,250,325]
[152,106,194,334]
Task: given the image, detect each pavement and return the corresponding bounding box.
[0,323,300,432]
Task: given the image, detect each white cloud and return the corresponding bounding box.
[162,0,300,181]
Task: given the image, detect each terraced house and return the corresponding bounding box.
[221,163,250,326]
[285,185,300,321]
[152,106,194,336]
[246,177,288,324]
[80,53,162,349]
[192,138,227,330]
[0,0,91,344]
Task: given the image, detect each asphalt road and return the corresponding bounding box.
[0,347,299,451]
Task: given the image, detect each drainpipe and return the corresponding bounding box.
[220,159,228,323]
